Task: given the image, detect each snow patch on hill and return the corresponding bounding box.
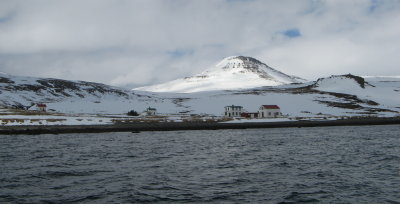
[313,74,369,92]
[310,74,400,111]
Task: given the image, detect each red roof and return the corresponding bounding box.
[261,105,280,109]
[37,104,47,107]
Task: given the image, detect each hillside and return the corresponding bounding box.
[0,72,399,119]
[0,73,181,114]
[155,74,399,117]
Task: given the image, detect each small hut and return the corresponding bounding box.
[36,104,47,112]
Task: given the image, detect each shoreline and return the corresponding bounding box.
[1,117,400,135]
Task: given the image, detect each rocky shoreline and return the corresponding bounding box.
[1,117,400,135]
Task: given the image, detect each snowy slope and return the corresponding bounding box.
[312,74,400,112]
[152,74,399,117]
[0,73,182,114]
[1,72,399,117]
[134,56,306,93]
[131,75,398,118]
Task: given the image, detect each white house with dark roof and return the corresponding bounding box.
[224,105,243,117]
[258,105,281,118]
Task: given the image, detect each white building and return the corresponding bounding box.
[141,107,157,116]
[36,103,47,112]
[224,105,243,117]
[258,105,281,118]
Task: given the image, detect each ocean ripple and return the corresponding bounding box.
[1,125,400,203]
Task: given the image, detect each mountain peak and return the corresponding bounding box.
[219,56,262,64]
[228,56,263,63]
[134,56,306,93]
[215,56,264,70]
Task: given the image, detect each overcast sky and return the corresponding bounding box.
[0,0,399,88]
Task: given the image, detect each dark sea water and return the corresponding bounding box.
[1,125,400,204]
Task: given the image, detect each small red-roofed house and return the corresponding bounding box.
[259,105,281,118]
[36,103,47,112]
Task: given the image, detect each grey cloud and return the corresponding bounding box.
[0,0,399,88]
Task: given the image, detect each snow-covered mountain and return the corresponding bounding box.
[134,56,306,93]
